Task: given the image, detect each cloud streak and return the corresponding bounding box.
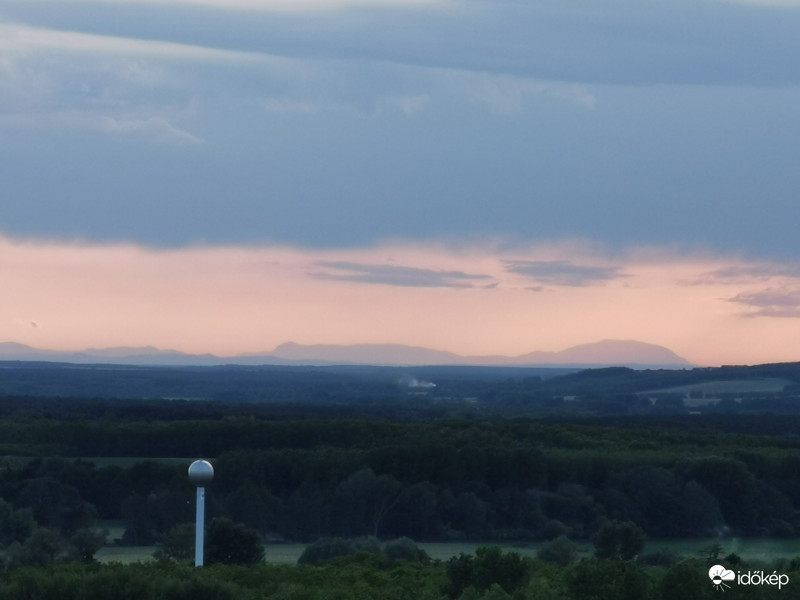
[1,109,203,144]
[503,260,627,287]
[6,0,800,86]
[683,262,800,287]
[0,22,259,142]
[312,261,492,288]
[729,288,800,318]
[18,0,447,12]
[0,22,267,62]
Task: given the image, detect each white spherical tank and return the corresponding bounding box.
[188,460,214,486]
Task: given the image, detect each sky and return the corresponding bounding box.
[2,0,800,366]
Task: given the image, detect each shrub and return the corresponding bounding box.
[638,548,679,567]
[154,523,195,562]
[537,535,578,566]
[591,521,646,560]
[298,537,379,565]
[382,537,429,562]
[443,546,530,599]
[205,518,264,566]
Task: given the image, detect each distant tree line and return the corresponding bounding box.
[3,360,800,418]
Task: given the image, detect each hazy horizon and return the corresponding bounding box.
[0,337,694,368]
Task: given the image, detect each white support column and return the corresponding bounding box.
[195,486,205,567]
[188,460,214,568]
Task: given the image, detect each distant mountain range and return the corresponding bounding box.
[0,339,692,368]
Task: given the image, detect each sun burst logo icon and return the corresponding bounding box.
[709,564,735,591]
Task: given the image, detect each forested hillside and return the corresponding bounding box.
[1,363,800,598]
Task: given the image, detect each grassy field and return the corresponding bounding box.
[95,538,800,565]
[96,546,157,563]
[644,538,800,562]
[641,378,791,398]
[94,542,573,565]
[80,456,194,468]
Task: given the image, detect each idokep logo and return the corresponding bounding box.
[709,564,790,591]
[709,565,735,591]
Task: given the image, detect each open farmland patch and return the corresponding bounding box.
[640,377,791,397]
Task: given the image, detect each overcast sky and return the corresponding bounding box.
[2,0,800,366]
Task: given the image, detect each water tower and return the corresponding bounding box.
[188,459,214,566]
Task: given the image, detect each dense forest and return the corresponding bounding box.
[3,406,800,545]
[1,361,800,597]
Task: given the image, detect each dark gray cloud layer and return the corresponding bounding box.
[504,260,626,287]
[6,0,800,86]
[2,1,800,257]
[312,261,492,287]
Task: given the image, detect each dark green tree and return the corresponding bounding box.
[661,560,714,600]
[205,517,264,565]
[332,469,403,538]
[537,535,579,566]
[16,477,96,535]
[297,536,381,565]
[382,537,429,562]
[225,482,282,538]
[592,520,646,560]
[0,499,35,545]
[3,527,69,569]
[567,558,648,600]
[69,527,107,563]
[444,546,529,598]
[154,523,195,562]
